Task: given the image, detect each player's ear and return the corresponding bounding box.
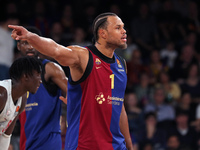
[23,73,29,81]
[20,74,28,83]
[99,29,106,39]
[17,42,21,51]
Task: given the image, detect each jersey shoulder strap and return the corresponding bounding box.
[115,53,127,73]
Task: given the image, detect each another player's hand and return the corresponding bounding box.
[8,25,29,41]
[59,88,67,104]
[59,95,67,104]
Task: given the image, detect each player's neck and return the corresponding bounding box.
[95,42,115,58]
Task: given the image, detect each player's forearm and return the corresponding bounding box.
[121,121,133,150]
[120,105,134,150]
[5,116,18,135]
[0,133,11,150]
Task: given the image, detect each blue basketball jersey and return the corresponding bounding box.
[19,59,62,150]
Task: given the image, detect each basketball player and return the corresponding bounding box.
[16,27,68,150]
[0,56,42,150]
[9,12,133,150]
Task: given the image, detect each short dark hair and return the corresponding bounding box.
[176,110,188,117]
[92,12,117,42]
[145,112,157,120]
[25,26,42,36]
[9,56,42,81]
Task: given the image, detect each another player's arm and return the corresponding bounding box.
[0,92,26,150]
[5,94,26,135]
[0,87,10,150]
[45,62,68,104]
[119,104,134,150]
[2,115,19,150]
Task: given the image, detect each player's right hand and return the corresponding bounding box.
[8,25,29,41]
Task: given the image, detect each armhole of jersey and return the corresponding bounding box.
[69,51,93,85]
[116,54,127,74]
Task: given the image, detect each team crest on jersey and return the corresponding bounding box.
[95,58,101,65]
[16,106,20,112]
[95,93,105,104]
[116,59,122,68]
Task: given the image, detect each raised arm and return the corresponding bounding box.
[9,25,87,66]
[8,25,89,81]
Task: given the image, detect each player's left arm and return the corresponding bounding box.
[4,94,27,135]
[0,94,27,150]
[45,62,68,104]
[0,116,17,150]
[119,104,133,150]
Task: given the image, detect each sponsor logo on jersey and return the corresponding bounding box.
[25,102,38,107]
[95,93,105,104]
[116,59,122,68]
[107,95,124,102]
[96,66,101,69]
[6,110,11,116]
[1,120,12,133]
[95,93,124,105]
[25,102,38,111]
[95,58,101,65]
[118,69,124,72]
[16,106,20,112]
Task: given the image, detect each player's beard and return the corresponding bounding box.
[118,43,127,49]
[25,51,39,58]
[106,40,127,50]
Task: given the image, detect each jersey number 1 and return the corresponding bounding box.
[109,74,114,89]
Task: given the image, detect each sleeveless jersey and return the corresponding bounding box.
[0,79,22,135]
[65,45,127,150]
[19,59,62,150]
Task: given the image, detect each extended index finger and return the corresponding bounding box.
[8,25,21,30]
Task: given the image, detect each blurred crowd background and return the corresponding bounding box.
[2,0,200,150]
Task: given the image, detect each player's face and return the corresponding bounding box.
[26,71,41,94]
[18,40,39,57]
[105,16,127,49]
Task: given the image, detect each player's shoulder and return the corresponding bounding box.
[0,86,8,99]
[45,61,64,75]
[67,45,89,54]
[67,45,87,49]
[45,61,60,68]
